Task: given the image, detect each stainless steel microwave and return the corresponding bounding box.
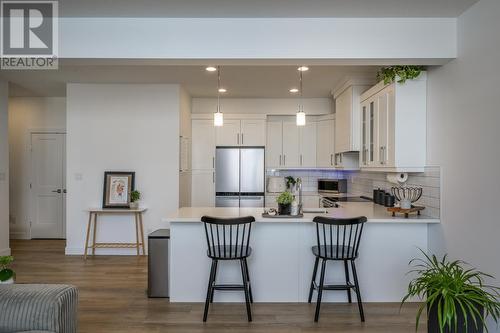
[317,179,347,194]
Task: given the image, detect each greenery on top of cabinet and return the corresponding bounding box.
[377,66,425,85]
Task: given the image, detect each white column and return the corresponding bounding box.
[0,81,10,255]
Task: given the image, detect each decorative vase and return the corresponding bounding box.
[278,203,291,215]
[129,201,139,209]
[0,277,14,284]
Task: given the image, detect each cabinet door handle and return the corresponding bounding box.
[279,155,282,166]
[300,154,303,166]
[340,153,342,163]
[237,133,239,145]
[380,147,383,164]
[330,154,333,166]
[241,133,244,145]
[212,157,215,168]
[284,155,286,165]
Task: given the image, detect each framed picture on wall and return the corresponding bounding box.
[102,171,135,208]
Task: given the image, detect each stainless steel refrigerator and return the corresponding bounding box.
[215,147,265,207]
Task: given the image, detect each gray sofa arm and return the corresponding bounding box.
[0,284,78,333]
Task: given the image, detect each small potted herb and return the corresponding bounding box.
[0,256,15,284]
[402,251,500,333]
[377,65,425,85]
[130,190,141,209]
[276,191,294,215]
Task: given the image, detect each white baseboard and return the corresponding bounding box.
[65,247,148,256]
[0,248,11,256]
[10,231,29,240]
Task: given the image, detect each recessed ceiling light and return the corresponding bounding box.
[289,88,299,93]
[218,88,227,93]
[297,66,309,72]
[206,66,217,72]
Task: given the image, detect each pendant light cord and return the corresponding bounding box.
[299,69,303,113]
[217,66,221,113]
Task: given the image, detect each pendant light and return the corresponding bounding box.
[213,66,224,127]
[296,67,306,126]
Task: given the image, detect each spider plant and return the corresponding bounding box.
[402,250,500,333]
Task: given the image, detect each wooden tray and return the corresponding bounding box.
[262,213,304,218]
[387,206,425,218]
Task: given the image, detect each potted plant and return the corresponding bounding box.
[0,256,15,284]
[130,190,141,209]
[276,191,294,215]
[402,251,500,333]
[377,65,425,85]
[285,176,297,192]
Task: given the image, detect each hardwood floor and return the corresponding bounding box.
[10,240,425,332]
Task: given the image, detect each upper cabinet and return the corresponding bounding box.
[267,118,317,169]
[360,72,427,172]
[192,119,215,170]
[316,117,335,168]
[334,84,371,153]
[216,118,266,146]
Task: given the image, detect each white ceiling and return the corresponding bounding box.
[58,0,478,18]
[1,65,382,98]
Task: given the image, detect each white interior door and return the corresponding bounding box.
[31,133,66,239]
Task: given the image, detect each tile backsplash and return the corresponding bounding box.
[266,167,441,218]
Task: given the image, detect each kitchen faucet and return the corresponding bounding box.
[296,177,303,214]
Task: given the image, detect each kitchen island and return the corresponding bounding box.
[166,203,439,303]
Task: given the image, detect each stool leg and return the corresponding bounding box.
[203,260,216,322]
[243,258,253,303]
[240,259,252,322]
[308,256,319,303]
[344,260,352,303]
[314,259,327,322]
[210,260,218,303]
[84,212,92,260]
[351,260,365,322]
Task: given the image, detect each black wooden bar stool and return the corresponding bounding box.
[201,215,255,322]
[308,216,367,322]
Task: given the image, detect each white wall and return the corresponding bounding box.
[66,84,181,254]
[192,98,332,115]
[0,82,9,255]
[8,97,66,239]
[427,0,500,330]
[60,18,456,62]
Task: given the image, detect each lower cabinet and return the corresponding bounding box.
[191,170,215,207]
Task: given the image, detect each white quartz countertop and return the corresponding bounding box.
[166,202,440,224]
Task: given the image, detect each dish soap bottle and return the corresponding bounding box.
[291,198,299,216]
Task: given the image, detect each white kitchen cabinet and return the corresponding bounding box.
[266,121,283,168]
[267,119,317,169]
[299,122,317,168]
[360,72,427,172]
[334,151,360,170]
[282,122,300,167]
[216,119,266,147]
[191,170,215,207]
[241,119,266,146]
[316,118,335,168]
[192,119,215,170]
[216,119,240,146]
[334,84,371,153]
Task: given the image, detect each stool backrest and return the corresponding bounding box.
[201,216,255,259]
[312,216,367,259]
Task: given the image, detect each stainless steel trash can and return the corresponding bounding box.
[148,229,170,298]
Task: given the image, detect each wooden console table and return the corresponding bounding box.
[84,208,147,259]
